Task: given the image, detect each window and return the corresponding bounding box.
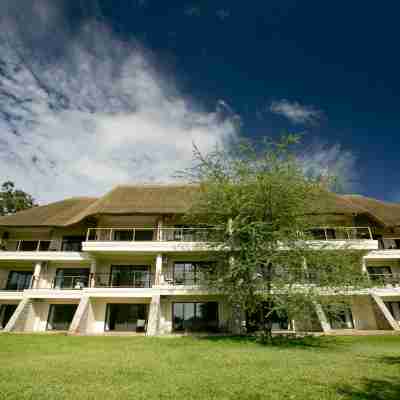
[326,306,354,329]
[367,266,392,283]
[0,304,17,329]
[173,302,218,332]
[6,271,33,290]
[53,269,90,289]
[46,304,78,331]
[61,236,85,251]
[110,266,151,288]
[105,304,148,332]
[173,262,214,285]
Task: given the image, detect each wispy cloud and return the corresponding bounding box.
[0,0,238,203]
[270,99,323,125]
[297,142,359,192]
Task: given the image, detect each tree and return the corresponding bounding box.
[0,181,37,216]
[181,135,369,342]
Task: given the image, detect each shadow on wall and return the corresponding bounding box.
[337,378,400,400]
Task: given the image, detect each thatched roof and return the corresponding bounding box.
[342,195,400,227]
[0,184,399,228]
[0,197,97,227]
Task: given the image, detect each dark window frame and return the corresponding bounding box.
[5,271,33,291]
[172,301,219,332]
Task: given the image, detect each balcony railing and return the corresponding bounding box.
[0,240,83,252]
[308,227,373,241]
[52,275,89,289]
[378,238,400,250]
[86,227,216,242]
[93,272,154,288]
[368,273,400,286]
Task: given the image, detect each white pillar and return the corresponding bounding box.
[361,257,367,274]
[157,218,163,241]
[32,262,42,289]
[147,294,161,336]
[313,301,331,332]
[90,259,97,288]
[155,254,163,286]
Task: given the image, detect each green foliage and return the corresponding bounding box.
[181,135,370,339]
[0,181,37,216]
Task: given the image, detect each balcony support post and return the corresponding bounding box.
[90,259,97,288]
[32,261,42,289]
[155,253,163,286]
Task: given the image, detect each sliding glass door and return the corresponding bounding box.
[6,271,33,291]
[110,266,151,288]
[0,304,17,329]
[173,302,219,332]
[46,304,78,331]
[105,304,148,332]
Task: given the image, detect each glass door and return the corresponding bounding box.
[0,304,17,329]
[105,304,148,332]
[46,304,78,330]
[110,266,150,288]
[6,271,33,290]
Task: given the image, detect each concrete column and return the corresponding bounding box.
[155,253,163,286]
[32,262,42,289]
[313,301,331,332]
[157,217,163,241]
[147,294,161,336]
[90,259,97,288]
[69,296,90,335]
[361,257,367,274]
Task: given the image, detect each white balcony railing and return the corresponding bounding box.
[86,227,216,242]
[308,227,373,241]
[0,240,83,252]
[86,226,374,242]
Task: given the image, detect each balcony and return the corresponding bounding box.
[0,239,84,252]
[83,227,215,254]
[0,239,90,261]
[306,227,378,250]
[368,273,400,286]
[308,227,373,241]
[92,272,154,288]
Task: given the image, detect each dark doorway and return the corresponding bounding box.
[105,304,148,332]
[0,304,17,329]
[173,302,219,332]
[6,271,33,291]
[46,304,78,331]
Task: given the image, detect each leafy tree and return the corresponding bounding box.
[181,135,369,342]
[0,181,37,216]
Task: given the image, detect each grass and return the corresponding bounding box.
[0,334,399,400]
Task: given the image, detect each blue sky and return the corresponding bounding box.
[0,1,398,203]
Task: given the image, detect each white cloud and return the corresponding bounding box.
[0,1,238,204]
[270,99,323,125]
[297,142,359,192]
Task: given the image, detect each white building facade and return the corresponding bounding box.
[0,185,399,335]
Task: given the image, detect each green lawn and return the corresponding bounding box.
[0,335,399,400]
